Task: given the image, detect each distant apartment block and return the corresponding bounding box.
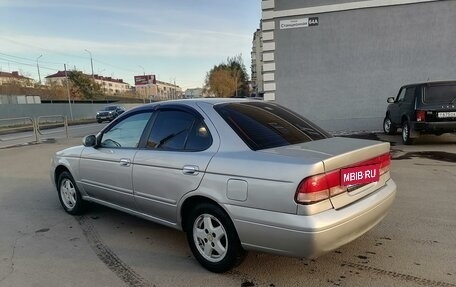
[134,74,182,101]
[45,71,130,94]
[184,88,203,98]
[0,71,34,87]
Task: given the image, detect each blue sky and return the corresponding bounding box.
[0,0,261,89]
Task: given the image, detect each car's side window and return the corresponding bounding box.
[146,110,212,151]
[100,112,152,148]
[185,120,212,151]
[404,87,416,103]
[396,88,406,102]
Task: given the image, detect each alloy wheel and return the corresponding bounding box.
[60,179,77,209]
[193,214,228,263]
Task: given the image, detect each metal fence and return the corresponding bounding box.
[0,115,68,145]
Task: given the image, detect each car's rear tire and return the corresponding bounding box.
[401,121,415,145]
[383,115,396,135]
[185,203,245,273]
[57,171,85,215]
[97,119,102,123]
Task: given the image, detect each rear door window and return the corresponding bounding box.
[424,85,456,103]
[215,102,329,150]
[146,110,212,151]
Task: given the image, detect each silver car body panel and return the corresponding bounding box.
[51,98,397,259]
[227,179,396,258]
[79,147,138,209]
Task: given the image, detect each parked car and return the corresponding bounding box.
[383,81,456,144]
[52,99,396,273]
[96,105,125,123]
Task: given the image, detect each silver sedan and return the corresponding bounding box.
[51,99,396,273]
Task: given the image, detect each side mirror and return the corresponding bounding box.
[387,97,395,104]
[83,135,97,147]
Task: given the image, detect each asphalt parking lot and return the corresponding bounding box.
[0,131,455,287]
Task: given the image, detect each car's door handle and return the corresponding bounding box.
[119,158,131,167]
[182,165,199,175]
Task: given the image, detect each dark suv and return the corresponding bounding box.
[96,105,125,123]
[383,81,456,144]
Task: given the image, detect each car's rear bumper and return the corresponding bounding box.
[412,121,456,133]
[226,179,396,258]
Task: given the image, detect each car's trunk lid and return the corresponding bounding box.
[261,137,391,209]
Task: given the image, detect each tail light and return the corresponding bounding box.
[416,110,426,122]
[295,153,391,205]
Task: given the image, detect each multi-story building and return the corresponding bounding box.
[261,0,456,132]
[251,25,264,95]
[45,71,130,94]
[134,74,182,101]
[93,74,130,94]
[184,88,203,98]
[157,80,182,100]
[0,71,34,87]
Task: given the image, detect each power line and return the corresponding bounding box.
[0,36,142,79]
[0,36,88,61]
[92,59,138,74]
[0,51,64,65]
[0,57,60,71]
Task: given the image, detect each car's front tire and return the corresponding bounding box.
[401,121,415,145]
[383,115,396,135]
[57,171,85,215]
[186,203,245,273]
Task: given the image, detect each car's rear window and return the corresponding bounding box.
[215,102,329,150]
[424,85,456,103]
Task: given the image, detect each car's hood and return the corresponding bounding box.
[55,145,85,157]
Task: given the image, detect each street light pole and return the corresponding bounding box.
[64,64,73,121]
[36,54,43,84]
[84,49,94,79]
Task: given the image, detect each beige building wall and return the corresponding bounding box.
[135,80,182,101]
[0,72,35,87]
[96,79,129,94]
[45,73,129,95]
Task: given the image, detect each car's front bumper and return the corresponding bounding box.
[96,114,115,121]
[226,179,396,258]
[412,121,456,133]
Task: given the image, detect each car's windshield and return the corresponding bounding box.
[103,106,118,111]
[424,84,456,103]
[215,102,330,151]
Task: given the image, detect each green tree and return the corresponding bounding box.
[204,54,249,97]
[67,70,104,100]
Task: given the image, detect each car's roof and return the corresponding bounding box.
[163,97,260,105]
[401,80,456,88]
[135,98,262,110]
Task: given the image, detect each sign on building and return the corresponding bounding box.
[134,75,156,85]
[279,17,319,29]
